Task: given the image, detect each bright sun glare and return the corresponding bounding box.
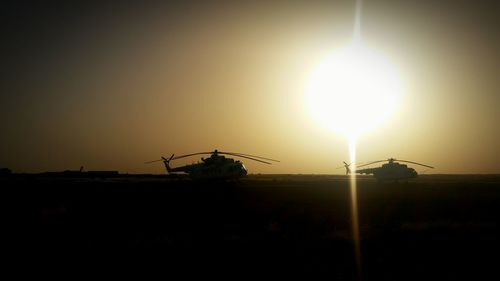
[305,42,402,141]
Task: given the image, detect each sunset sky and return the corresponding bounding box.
[1,0,499,174]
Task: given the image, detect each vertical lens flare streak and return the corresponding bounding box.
[353,0,363,45]
[305,0,394,277]
[351,1,363,279]
[349,137,362,279]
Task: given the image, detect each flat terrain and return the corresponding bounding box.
[4,174,500,279]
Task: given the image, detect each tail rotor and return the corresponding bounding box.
[161,154,175,173]
[145,154,175,174]
[343,161,351,175]
[336,161,352,175]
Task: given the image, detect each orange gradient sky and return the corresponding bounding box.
[0,1,499,174]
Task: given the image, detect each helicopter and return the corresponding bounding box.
[145,150,279,180]
[341,158,434,182]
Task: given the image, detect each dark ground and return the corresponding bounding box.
[3,174,500,280]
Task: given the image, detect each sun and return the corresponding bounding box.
[305,43,402,141]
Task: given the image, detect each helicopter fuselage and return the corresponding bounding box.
[147,149,278,181]
[165,155,248,180]
[357,162,418,182]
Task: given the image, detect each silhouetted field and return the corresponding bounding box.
[4,174,500,279]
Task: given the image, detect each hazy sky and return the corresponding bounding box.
[1,0,499,174]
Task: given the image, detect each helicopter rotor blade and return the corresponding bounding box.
[161,154,175,162]
[229,154,273,164]
[170,152,214,160]
[219,152,280,162]
[145,154,176,164]
[335,161,350,169]
[335,161,368,169]
[395,159,434,169]
[150,150,277,164]
[356,158,435,169]
[355,160,388,168]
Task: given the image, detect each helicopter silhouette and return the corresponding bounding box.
[341,158,434,182]
[145,150,279,180]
